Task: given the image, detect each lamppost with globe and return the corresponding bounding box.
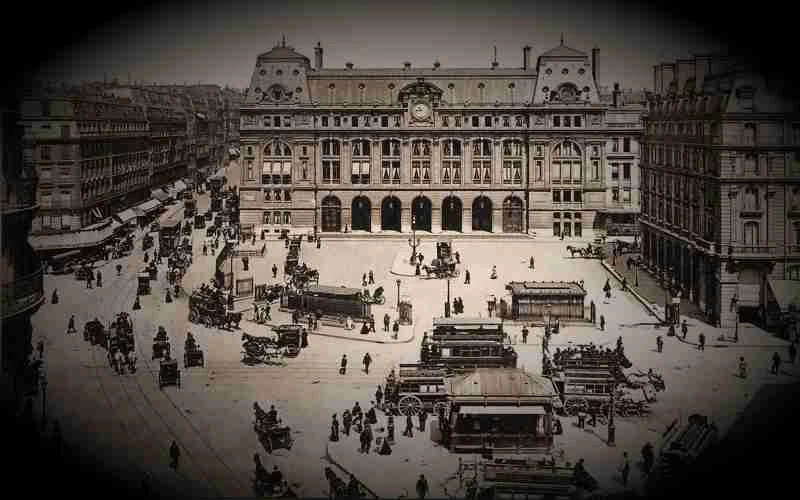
[408,215,421,265]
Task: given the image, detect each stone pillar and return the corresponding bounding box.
[342,206,351,232]
[372,139,381,185]
[463,207,473,233]
[341,139,351,185]
[432,139,441,184]
[492,205,503,233]
[401,206,412,233]
[432,206,442,233]
[401,139,411,184]
[371,207,381,232]
[463,139,473,186]
[493,139,503,184]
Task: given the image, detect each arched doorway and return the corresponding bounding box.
[502,196,524,233]
[472,196,492,232]
[411,196,432,232]
[442,196,462,232]
[351,196,371,232]
[381,196,401,231]
[321,196,341,232]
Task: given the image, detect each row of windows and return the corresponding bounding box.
[552,190,584,203]
[552,116,583,128]
[263,211,292,225]
[610,163,632,180]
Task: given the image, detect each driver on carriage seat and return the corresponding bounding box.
[185,332,196,350]
[267,405,278,424]
[270,466,283,486]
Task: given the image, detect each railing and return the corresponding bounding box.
[1,266,45,319]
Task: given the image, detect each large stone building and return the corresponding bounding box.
[22,82,242,237]
[639,55,800,329]
[1,99,44,398]
[238,39,645,237]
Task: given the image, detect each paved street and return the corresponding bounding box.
[26,165,800,498]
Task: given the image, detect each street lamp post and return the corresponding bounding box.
[396,279,401,310]
[445,277,451,318]
[408,215,420,265]
[607,382,616,446]
[634,260,640,287]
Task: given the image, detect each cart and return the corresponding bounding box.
[158,359,180,388]
[137,273,151,295]
[184,347,205,368]
[272,325,302,357]
[384,363,452,416]
[254,419,293,454]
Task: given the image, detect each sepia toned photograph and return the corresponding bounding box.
[2,1,798,498]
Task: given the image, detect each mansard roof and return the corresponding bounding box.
[257,44,310,62]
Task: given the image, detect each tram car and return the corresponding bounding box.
[194,214,206,229]
[158,219,182,255]
[282,285,371,320]
[423,318,517,371]
[158,358,181,389]
[137,272,151,295]
[384,363,452,416]
[465,458,586,500]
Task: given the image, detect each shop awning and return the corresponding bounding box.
[115,208,138,224]
[767,279,800,312]
[134,199,162,214]
[150,188,170,203]
[459,406,547,415]
[173,180,188,192]
[29,221,118,251]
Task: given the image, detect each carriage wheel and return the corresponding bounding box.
[564,398,588,416]
[398,395,423,416]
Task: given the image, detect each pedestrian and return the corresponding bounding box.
[771,352,781,375]
[600,315,606,331]
[490,265,498,279]
[86,273,93,289]
[603,279,611,299]
[668,324,676,337]
[403,413,414,437]
[384,313,390,332]
[455,251,460,264]
[375,385,384,407]
[681,319,688,339]
[67,315,76,334]
[529,256,535,269]
[330,414,340,442]
[577,411,585,429]
[133,295,141,310]
[340,354,347,375]
[316,236,321,249]
[362,273,368,287]
[387,414,395,443]
[369,314,376,332]
[789,341,797,364]
[590,300,596,324]
[392,320,400,339]
[96,270,102,287]
[343,410,352,436]
[521,326,528,344]
[169,440,180,470]
[738,357,747,378]
[464,269,471,285]
[368,270,374,285]
[363,352,372,374]
[418,408,428,432]
[619,451,630,486]
[698,333,705,351]
[656,335,663,353]
[416,474,429,500]
[272,264,278,278]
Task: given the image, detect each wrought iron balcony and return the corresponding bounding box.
[1,266,45,320]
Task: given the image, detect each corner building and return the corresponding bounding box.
[239,40,644,236]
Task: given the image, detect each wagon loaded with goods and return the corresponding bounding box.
[241,333,284,365]
[188,285,242,329]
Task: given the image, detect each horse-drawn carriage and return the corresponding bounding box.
[83,319,108,347]
[142,234,154,251]
[137,272,151,295]
[255,284,285,303]
[253,409,293,454]
[188,286,242,329]
[422,258,459,279]
[566,244,606,259]
[108,313,135,374]
[361,286,385,305]
[158,358,180,389]
[271,325,302,357]
[612,239,640,255]
[75,265,94,282]
[287,265,319,289]
[241,333,286,364]
[184,332,205,368]
[194,214,205,229]
[152,326,171,360]
[383,364,452,417]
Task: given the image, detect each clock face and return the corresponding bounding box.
[412,102,430,120]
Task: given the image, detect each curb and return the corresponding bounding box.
[239,318,417,345]
[600,260,664,323]
[325,443,380,499]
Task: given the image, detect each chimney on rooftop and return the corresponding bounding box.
[522,46,531,70]
[345,62,354,70]
[314,42,323,70]
[404,62,411,70]
[591,46,600,84]
[433,61,440,70]
[612,82,620,107]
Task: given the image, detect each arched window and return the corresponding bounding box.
[472,139,493,184]
[411,140,431,184]
[381,139,400,184]
[321,195,342,232]
[441,139,462,184]
[262,141,291,185]
[502,196,524,233]
[552,140,582,184]
[502,140,523,184]
[351,139,370,184]
[322,139,341,184]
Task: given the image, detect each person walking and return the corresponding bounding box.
[738,357,748,379]
[529,256,535,270]
[363,352,372,374]
[403,413,414,437]
[392,320,400,340]
[463,269,471,285]
[698,333,705,351]
[771,352,782,375]
[681,319,688,339]
[375,385,383,407]
[362,273,368,287]
[599,315,606,332]
[603,279,611,299]
[656,335,663,353]
[96,270,102,288]
[339,354,348,375]
[619,451,630,486]
[67,315,76,334]
[368,270,374,285]
[454,251,460,264]
[416,474,429,500]
[342,410,352,436]
[272,264,278,279]
[521,326,528,344]
[590,300,596,324]
[788,341,797,364]
[384,313,391,332]
[169,440,180,470]
[330,414,340,442]
[418,408,428,432]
